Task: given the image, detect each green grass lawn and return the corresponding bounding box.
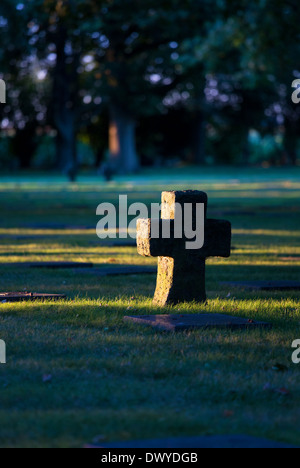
[0,166,299,448]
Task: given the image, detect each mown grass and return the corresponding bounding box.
[0,166,299,448]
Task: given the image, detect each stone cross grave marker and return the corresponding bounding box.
[137,190,231,306]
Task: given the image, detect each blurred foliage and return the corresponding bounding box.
[0,136,13,169]
[31,135,56,169]
[0,0,299,176]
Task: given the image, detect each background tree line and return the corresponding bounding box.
[0,0,299,180]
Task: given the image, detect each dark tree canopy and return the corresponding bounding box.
[0,0,299,177]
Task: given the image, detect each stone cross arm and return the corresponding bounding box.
[137,218,231,259]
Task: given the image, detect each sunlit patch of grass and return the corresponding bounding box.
[0,168,299,447]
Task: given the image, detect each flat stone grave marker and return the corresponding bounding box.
[76,265,156,276]
[0,292,66,302]
[16,236,58,241]
[210,210,256,217]
[221,280,300,291]
[111,240,136,247]
[0,262,94,269]
[124,313,271,332]
[0,235,43,240]
[85,434,295,448]
[88,240,136,247]
[29,262,94,269]
[137,190,231,306]
[21,222,94,230]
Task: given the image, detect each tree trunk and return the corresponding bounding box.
[52,26,78,181]
[193,110,206,164]
[108,104,139,173]
[12,124,37,168]
[284,120,298,166]
[56,109,77,181]
[241,128,250,166]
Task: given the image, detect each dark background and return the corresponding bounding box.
[0,0,299,181]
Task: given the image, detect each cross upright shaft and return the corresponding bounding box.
[137,191,231,306]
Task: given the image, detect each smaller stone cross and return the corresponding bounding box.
[137,191,231,306]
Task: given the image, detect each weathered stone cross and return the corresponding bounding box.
[137,190,231,306]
